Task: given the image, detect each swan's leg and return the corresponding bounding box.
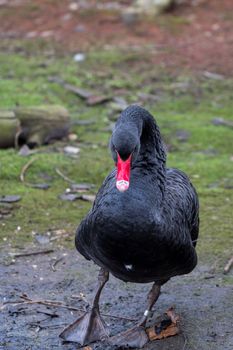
[60,268,109,345]
[108,283,161,348]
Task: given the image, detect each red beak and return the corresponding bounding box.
[116,153,132,192]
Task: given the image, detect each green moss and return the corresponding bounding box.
[0,44,232,271]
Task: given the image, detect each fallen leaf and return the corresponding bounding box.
[146,307,180,341]
[63,84,93,99]
[166,307,180,324]
[86,95,111,106]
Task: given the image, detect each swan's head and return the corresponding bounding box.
[110,122,141,192]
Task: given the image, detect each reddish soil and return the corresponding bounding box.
[0,0,233,74]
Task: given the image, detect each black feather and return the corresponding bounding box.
[76,105,199,284]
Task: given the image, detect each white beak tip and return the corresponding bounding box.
[116,180,129,192]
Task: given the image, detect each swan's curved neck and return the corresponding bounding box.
[114,106,167,193]
[137,114,166,168]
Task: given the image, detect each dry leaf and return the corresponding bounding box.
[146,307,180,341]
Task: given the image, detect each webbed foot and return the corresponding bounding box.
[108,325,149,349]
[60,308,109,345]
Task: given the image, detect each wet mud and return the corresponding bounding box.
[0,250,232,350]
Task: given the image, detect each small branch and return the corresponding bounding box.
[11,249,54,258]
[14,129,22,149]
[182,332,188,350]
[223,256,233,274]
[20,157,38,183]
[55,168,75,184]
[1,295,136,322]
[51,257,64,272]
[20,158,50,189]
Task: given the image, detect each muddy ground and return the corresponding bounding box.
[0,248,232,350]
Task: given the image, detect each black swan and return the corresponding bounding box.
[60,105,199,348]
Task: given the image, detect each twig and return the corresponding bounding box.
[223,256,233,274]
[14,129,22,149]
[20,158,50,189]
[11,249,54,258]
[1,295,136,322]
[20,157,38,183]
[29,322,67,330]
[55,168,75,184]
[51,257,64,271]
[182,332,188,350]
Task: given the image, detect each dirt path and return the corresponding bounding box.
[1,249,232,350]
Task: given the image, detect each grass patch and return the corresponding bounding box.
[0,44,232,271]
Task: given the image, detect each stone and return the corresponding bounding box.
[135,0,175,15]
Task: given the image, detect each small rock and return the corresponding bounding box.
[68,133,78,141]
[0,195,21,203]
[212,117,233,128]
[18,145,37,157]
[59,193,95,202]
[203,71,224,80]
[135,0,175,15]
[59,193,79,201]
[73,53,86,62]
[81,194,96,203]
[64,146,80,155]
[69,2,79,11]
[35,234,50,245]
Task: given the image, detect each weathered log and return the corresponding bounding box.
[15,105,70,147]
[0,110,20,148]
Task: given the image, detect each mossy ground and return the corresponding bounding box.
[0,43,232,274]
